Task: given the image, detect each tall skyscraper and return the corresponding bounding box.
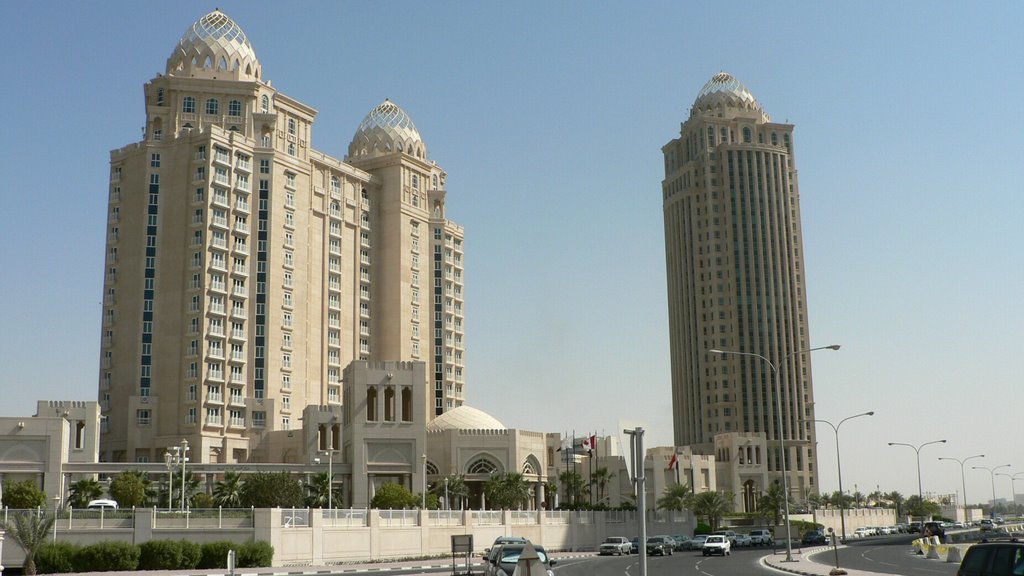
[98,10,466,464]
[661,72,820,496]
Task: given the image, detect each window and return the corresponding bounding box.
[183,96,196,113]
[150,153,161,168]
[253,411,266,427]
[206,98,219,115]
[259,159,270,174]
[136,410,151,426]
[228,100,242,117]
[288,118,296,135]
[261,95,269,113]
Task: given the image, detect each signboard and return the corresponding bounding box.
[451,534,473,554]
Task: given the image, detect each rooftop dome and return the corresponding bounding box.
[691,72,768,121]
[347,99,427,160]
[426,406,506,432]
[166,10,261,81]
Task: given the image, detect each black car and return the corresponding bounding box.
[957,541,1024,576]
[487,543,556,576]
[802,530,827,545]
[923,521,946,539]
[646,535,675,556]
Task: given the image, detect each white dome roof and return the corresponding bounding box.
[348,100,427,160]
[167,10,261,80]
[426,406,506,432]
[691,72,768,121]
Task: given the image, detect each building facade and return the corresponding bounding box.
[98,10,465,464]
[661,72,821,499]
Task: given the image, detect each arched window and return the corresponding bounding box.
[366,387,378,421]
[287,118,296,135]
[771,132,778,145]
[425,460,438,475]
[707,126,715,147]
[783,134,791,149]
[203,55,213,69]
[233,59,240,71]
[432,174,438,189]
[156,88,164,106]
[287,142,295,156]
[261,95,269,113]
[182,96,196,114]
[384,387,395,421]
[228,100,242,117]
[467,457,498,475]
[205,98,219,115]
[218,56,227,70]
[331,175,340,194]
[743,127,752,143]
[401,387,412,421]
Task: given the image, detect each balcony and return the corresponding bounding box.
[206,392,223,403]
[229,417,245,428]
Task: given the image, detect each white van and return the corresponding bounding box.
[86,499,118,510]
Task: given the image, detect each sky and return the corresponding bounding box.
[1,1,1022,506]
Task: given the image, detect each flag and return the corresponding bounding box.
[558,435,571,452]
[581,436,592,453]
[668,453,678,470]
[589,435,597,456]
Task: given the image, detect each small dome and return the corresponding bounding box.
[167,10,260,80]
[426,406,506,432]
[691,72,768,121]
[347,99,427,160]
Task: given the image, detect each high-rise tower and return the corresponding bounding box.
[661,72,819,497]
[98,10,466,464]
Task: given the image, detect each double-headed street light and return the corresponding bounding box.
[996,472,1024,509]
[972,464,1011,510]
[709,344,840,562]
[938,454,984,520]
[814,411,874,542]
[887,439,946,500]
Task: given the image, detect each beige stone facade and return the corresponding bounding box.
[98,10,465,464]
[662,72,821,500]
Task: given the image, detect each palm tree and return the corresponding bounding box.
[885,491,905,519]
[67,478,104,508]
[3,511,56,575]
[303,472,342,508]
[656,483,690,511]
[429,474,469,510]
[558,470,585,507]
[213,470,244,508]
[806,491,826,511]
[688,490,734,531]
[851,491,865,508]
[756,481,791,527]
[868,490,884,507]
[544,481,558,509]
[484,473,531,510]
[590,467,615,503]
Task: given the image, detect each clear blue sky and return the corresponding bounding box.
[1,1,1021,505]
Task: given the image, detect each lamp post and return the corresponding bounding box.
[813,411,874,542]
[319,450,335,510]
[887,439,946,501]
[996,472,1024,510]
[421,454,427,510]
[179,439,190,511]
[938,454,984,522]
[972,464,1011,512]
[163,448,178,510]
[710,344,840,562]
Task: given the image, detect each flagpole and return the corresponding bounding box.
[589,434,594,508]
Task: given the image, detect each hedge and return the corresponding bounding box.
[74,541,140,572]
[36,542,81,574]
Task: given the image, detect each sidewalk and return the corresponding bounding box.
[761,545,892,576]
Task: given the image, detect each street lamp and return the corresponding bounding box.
[421,454,428,510]
[163,447,180,510]
[814,411,874,541]
[709,344,840,562]
[319,450,335,510]
[972,464,1011,512]
[938,454,984,522]
[179,439,190,511]
[996,472,1024,509]
[887,439,946,500]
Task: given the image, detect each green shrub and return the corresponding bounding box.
[139,540,182,570]
[36,542,81,573]
[238,540,274,567]
[694,522,713,535]
[179,539,201,569]
[75,541,140,572]
[199,541,236,569]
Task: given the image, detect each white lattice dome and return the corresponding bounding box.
[166,10,261,80]
[691,72,768,121]
[426,406,506,432]
[348,100,427,160]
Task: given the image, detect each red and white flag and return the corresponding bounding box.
[581,436,593,452]
[668,453,678,470]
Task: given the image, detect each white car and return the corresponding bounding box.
[853,527,872,538]
[702,534,731,556]
[749,529,774,546]
[734,534,752,547]
[599,536,632,555]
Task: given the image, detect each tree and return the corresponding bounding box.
[687,490,734,531]
[868,490,885,507]
[67,478,104,508]
[590,467,615,503]
[905,495,940,519]
[544,481,558,509]
[109,471,150,508]
[756,481,791,527]
[3,511,56,575]
[483,473,531,510]
[2,480,47,509]
[656,483,690,511]
[430,474,469,510]
[558,470,585,507]
[213,470,244,508]
[806,491,826,511]
[851,491,865,508]
[239,472,304,508]
[304,472,343,508]
[885,491,905,518]
[371,482,416,509]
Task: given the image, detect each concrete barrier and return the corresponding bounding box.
[926,545,941,559]
[946,546,962,563]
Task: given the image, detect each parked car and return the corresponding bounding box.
[749,529,774,546]
[702,534,731,556]
[599,536,632,556]
[714,529,738,546]
[979,519,995,531]
[734,534,752,547]
[630,537,640,554]
[956,541,1024,576]
[923,521,946,539]
[646,535,675,556]
[672,535,691,551]
[485,543,555,576]
[686,534,710,550]
[802,530,827,545]
[87,499,118,510]
[853,527,872,538]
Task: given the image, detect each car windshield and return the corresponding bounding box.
[707,536,723,542]
[604,538,621,543]
[500,549,548,564]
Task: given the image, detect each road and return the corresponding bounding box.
[551,546,772,576]
[827,535,959,576]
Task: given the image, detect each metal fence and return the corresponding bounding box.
[379,509,418,526]
[154,507,254,528]
[322,508,368,527]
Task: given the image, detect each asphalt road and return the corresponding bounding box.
[827,535,960,576]
[551,546,770,576]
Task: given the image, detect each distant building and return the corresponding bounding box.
[98,10,465,465]
[661,72,823,500]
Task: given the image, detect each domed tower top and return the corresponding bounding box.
[691,72,769,122]
[166,10,261,81]
[347,100,427,161]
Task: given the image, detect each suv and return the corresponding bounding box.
[599,536,632,556]
[979,519,995,531]
[714,530,738,546]
[957,541,1024,576]
[703,534,731,556]
[749,529,774,546]
[802,530,827,545]
[923,521,946,539]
